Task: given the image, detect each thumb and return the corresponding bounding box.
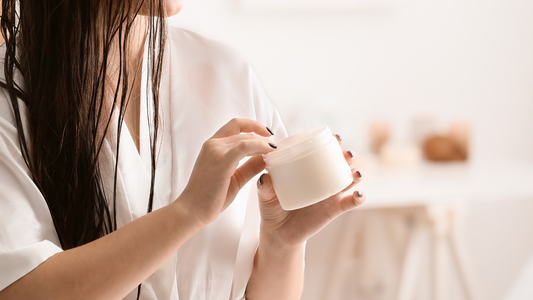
[257,173,278,205]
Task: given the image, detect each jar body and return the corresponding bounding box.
[264,126,353,210]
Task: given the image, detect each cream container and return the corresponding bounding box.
[263,125,353,210]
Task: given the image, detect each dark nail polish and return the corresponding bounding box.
[259,174,264,185]
[335,133,342,142]
[266,127,274,136]
[347,149,355,158]
[357,191,363,198]
[269,142,278,149]
[356,170,363,179]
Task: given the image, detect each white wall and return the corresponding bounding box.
[169,1,533,299]
[170,0,533,163]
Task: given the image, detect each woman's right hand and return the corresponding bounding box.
[177,118,277,225]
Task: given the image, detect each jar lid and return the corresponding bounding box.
[263,125,332,166]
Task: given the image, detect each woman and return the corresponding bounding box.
[0,0,365,299]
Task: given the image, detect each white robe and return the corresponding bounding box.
[0,27,287,300]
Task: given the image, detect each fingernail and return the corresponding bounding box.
[259,174,265,185]
[356,191,363,198]
[266,127,274,136]
[356,170,363,179]
[335,133,342,142]
[347,149,355,158]
[269,142,278,149]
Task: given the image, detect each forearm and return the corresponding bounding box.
[245,230,305,300]
[0,200,205,300]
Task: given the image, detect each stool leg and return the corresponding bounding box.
[428,205,451,300]
[396,222,426,300]
[448,207,482,300]
[429,203,482,300]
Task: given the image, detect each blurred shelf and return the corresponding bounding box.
[348,160,533,209]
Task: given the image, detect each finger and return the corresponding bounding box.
[333,132,342,145]
[226,155,267,207]
[338,190,366,212]
[340,168,364,193]
[221,132,272,144]
[227,138,278,161]
[343,149,356,165]
[319,190,367,220]
[212,118,273,138]
[256,173,278,204]
[231,155,266,192]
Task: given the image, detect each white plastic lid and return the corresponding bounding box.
[263,125,333,167]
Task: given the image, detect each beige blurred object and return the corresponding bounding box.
[423,122,470,162]
[423,136,460,161]
[369,121,390,155]
[380,142,422,166]
[449,121,470,160]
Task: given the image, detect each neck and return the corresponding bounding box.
[108,16,147,152]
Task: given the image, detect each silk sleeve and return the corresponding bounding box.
[0,94,62,291]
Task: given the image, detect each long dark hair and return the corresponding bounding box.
[0,0,166,252]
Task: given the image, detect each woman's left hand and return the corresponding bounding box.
[256,134,366,248]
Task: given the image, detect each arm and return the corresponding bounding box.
[0,200,204,300]
[245,136,367,300]
[246,228,305,300]
[0,118,276,300]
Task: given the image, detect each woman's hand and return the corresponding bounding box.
[245,134,365,300]
[178,118,277,225]
[256,134,366,248]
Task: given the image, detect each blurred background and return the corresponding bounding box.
[169,0,533,299]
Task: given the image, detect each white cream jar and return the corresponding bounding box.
[263,125,353,210]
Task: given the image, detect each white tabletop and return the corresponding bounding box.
[348,158,533,209]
